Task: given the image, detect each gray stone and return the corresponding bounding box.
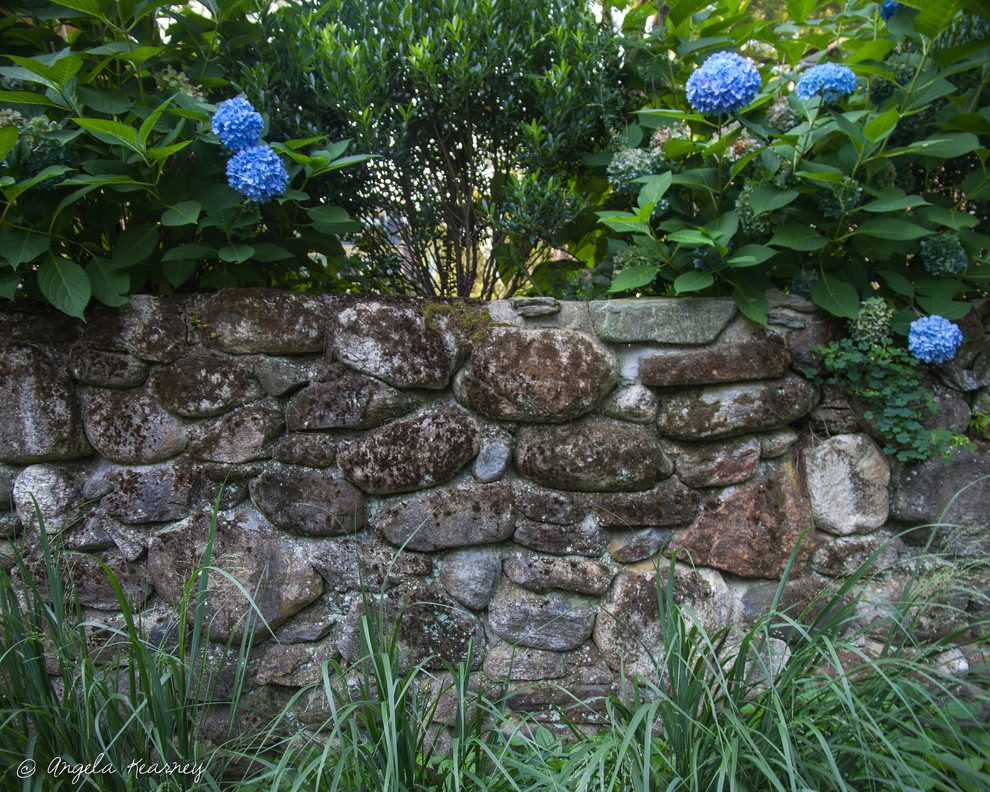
[80,295,185,362]
[483,644,565,680]
[590,298,737,344]
[608,528,672,563]
[675,437,761,488]
[303,533,391,593]
[190,403,284,464]
[740,575,844,632]
[0,345,92,463]
[251,464,366,537]
[338,581,485,671]
[656,373,817,440]
[64,552,153,611]
[285,372,415,431]
[585,479,700,528]
[255,636,340,686]
[513,482,586,525]
[149,505,323,643]
[514,514,607,557]
[67,344,149,388]
[200,289,328,354]
[516,418,668,492]
[440,548,501,610]
[593,561,731,677]
[488,583,596,651]
[804,434,890,536]
[149,354,260,418]
[455,327,617,422]
[82,389,187,464]
[337,409,480,494]
[510,297,561,318]
[639,339,791,387]
[503,553,614,595]
[373,483,514,552]
[101,461,195,524]
[668,459,815,579]
[197,476,249,512]
[272,434,337,468]
[0,465,14,510]
[273,595,342,643]
[759,428,798,459]
[13,464,78,531]
[925,387,971,434]
[473,437,512,484]
[330,300,459,389]
[811,532,902,578]
[809,385,861,435]
[0,512,22,539]
[602,385,659,424]
[251,356,323,396]
[890,446,990,553]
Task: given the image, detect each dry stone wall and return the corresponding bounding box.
[1,290,989,735]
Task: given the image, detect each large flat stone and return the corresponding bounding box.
[0,345,92,463]
[440,547,502,610]
[149,354,259,417]
[372,483,514,551]
[674,437,762,488]
[804,434,889,536]
[67,344,149,388]
[101,461,195,524]
[667,460,815,579]
[80,295,185,362]
[337,409,480,494]
[488,583,596,651]
[285,371,415,431]
[593,561,730,677]
[640,339,790,387]
[504,553,614,595]
[514,514,608,557]
[82,389,187,465]
[585,479,700,528]
[189,403,284,464]
[455,327,617,422]
[200,289,328,354]
[330,300,460,389]
[656,373,817,440]
[590,298,736,344]
[516,418,668,492]
[250,464,366,537]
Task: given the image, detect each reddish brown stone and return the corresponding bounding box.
[675,437,761,488]
[455,327,616,422]
[640,339,791,387]
[337,408,480,494]
[667,460,815,579]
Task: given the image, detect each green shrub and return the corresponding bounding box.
[0,1,365,318]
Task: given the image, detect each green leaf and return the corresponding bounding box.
[747,186,798,216]
[917,296,972,320]
[0,90,64,108]
[0,269,19,300]
[113,225,159,267]
[139,96,175,147]
[768,224,828,251]
[71,118,141,152]
[608,263,659,293]
[854,218,931,240]
[860,189,929,213]
[863,108,900,144]
[85,258,129,307]
[251,243,294,262]
[163,259,197,289]
[915,205,980,230]
[161,201,202,227]
[162,244,212,262]
[915,278,965,299]
[732,286,768,325]
[37,257,91,320]
[888,133,980,159]
[912,0,964,39]
[307,205,351,226]
[879,269,915,298]
[0,126,16,164]
[729,244,776,266]
[673,270,714,294]
[668,0,712,29]
[49,0,106,18]
[811,274,860,319]
[0,227,48,266]
[3,166,72,200]
[148,141,192,160]
[667,229,716,247]
[636,173,673,209]
[218,244,255,264]
[846,39,894,64]
[785,0,816,22]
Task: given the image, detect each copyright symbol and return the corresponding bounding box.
[16,760,36,778]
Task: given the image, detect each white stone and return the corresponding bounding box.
[804,434,890,536]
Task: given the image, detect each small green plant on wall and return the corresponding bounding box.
[0,1,368,319]
[588,0,989,331]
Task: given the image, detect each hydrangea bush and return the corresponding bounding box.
[0,2,366,318]
[591,0,988,340]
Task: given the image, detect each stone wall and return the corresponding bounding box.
[1,290,989,735]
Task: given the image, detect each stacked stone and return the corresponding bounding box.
[1,290,988,736]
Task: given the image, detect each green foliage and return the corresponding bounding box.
[807,335,974,460]
[970,393,990,438]
[593,0,990,325]
[0,1,365,318]
[217,0,629,298]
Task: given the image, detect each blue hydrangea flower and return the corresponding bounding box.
[226,144,289,202]
[796,63,858,102]
[908,315,964,363]
[211,97,264,152]
[880,1,901,23]
[686,52,762,115]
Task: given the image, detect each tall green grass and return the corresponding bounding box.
[1,497,988,792]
